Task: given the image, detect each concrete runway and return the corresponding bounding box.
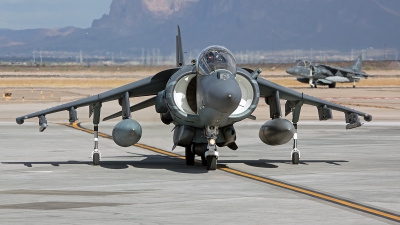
[1,121,399,224]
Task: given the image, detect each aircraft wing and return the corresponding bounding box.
[318,64,368,78]
[257,77,372,123]
[16,68,179,124]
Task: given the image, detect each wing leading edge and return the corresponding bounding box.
[257,77,372,123]
[16,68,179,124]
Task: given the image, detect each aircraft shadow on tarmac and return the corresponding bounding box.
[1,154,209,174]
[218,159,348,168]
[2,155,348,173]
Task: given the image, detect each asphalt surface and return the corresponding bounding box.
[1,121,399,224]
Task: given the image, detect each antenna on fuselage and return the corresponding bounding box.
[176,25,185,67]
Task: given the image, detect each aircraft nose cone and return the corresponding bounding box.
[286,67,295,74]
[206,79,242,113]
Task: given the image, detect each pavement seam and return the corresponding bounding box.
[61,122,400,223]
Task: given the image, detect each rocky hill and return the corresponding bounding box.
[0,0,399,56]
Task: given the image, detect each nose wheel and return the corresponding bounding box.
[206,156,217,170]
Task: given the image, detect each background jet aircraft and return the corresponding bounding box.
[286,55,368,88]
[15,26,372,171]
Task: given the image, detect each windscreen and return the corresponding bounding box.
[296,60,311,67]
[197,46,237,76]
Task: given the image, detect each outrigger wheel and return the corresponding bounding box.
[292,152,299,165]
[93,152,100,166]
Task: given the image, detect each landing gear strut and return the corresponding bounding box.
[353,81,356,88]
[91,103,102,166]
[291,123,300,164]
[309,79,316,88]
[92,124,101,165]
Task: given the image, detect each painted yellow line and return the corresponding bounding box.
[62,122,400,222]
[220,167,400,222]
[66,123,186,160]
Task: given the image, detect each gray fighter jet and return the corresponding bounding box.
[16,27,372,170]
[286,55,368,88]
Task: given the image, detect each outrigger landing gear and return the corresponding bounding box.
[92,124,101,166]
[91,102,102,166]
[285,100,303,165]
[291,123,300,165]
[204,126,219,171]
[353,81,356,88]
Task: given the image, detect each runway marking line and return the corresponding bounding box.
[62,122,400,223]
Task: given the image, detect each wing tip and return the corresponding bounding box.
[16,117,24,125]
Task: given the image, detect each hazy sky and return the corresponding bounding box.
[0,0,112,30]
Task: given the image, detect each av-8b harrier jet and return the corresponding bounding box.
[16,27,372,170]
[286,55,369,88]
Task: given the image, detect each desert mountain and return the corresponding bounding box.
[0,0,399,56]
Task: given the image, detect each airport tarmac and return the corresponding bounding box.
[1,121,399,224]
[1,81,399,223]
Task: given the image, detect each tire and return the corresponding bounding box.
[185,145,195,165]
[93,152,100,166]
[292,152,299,165]
[206,156,217,170]
[201,155,207,166]
[328,82,336,88]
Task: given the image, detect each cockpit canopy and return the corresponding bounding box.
[197,45,237,76]
[296,60,312,67]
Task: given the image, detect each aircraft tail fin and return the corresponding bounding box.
[349,54,363,72]
[176,25,185,67]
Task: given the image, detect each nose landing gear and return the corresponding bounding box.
[204,126,219,170]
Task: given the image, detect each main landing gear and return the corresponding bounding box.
[309,79,317,88]
[184,144,218,170]
[185,145,195,166]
